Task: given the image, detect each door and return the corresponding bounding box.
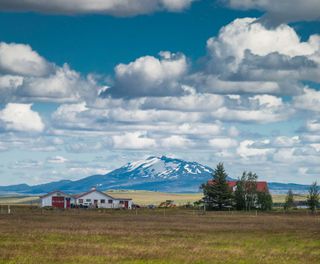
[52,196,65,208]
[94,200,98,208]
[66,198,71,208]
[124,201,129,209]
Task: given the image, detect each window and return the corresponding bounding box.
[119,200,124,204]
[101,199,105,203]
[78,199,83,203]
[108,199,113,204]
[86,199,91,202]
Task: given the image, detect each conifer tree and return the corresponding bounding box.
[201,163,233,210]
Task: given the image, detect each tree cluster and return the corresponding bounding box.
[201,163,272,211]
[307,182,319,213]
[284,189,294,210]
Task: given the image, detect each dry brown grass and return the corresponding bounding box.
[0,208,319,264]
[0,191,309,206]
[107,190,202,206]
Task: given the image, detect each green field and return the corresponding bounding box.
[0,208,319,264]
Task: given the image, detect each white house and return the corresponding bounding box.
[40,188,132,209]
[40,190,74,209]
[74,188,132,209]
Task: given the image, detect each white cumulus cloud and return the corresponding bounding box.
[293,87,320,112]
[0,103,44,132]
[0,42,101,103]
[207,18,320,72]
[209,137,238,149]
[112,132,157,149]
[0,42,53,77]
[106,51,188,97]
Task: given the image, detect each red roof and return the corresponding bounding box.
[208,180,269,193]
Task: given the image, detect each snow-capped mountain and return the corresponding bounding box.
[68,156,219,193]
[0,156,219,194]
[120,155,213,180]
[0,155,310,195]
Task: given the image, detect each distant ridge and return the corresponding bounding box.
[0,156,310,195]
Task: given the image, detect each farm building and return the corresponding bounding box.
[40,188,132,209]
[40,191,74,209]
[227,181,269,193]
[208,180,269,193]
[74,188,132,209]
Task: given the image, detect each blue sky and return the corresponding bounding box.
[0,0,319,185]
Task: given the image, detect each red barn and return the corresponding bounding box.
[40,191,73,208]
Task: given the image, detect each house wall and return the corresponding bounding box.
[75,191,132,209]
[41,195,53,207]
[112,199,133,209]
[41,190,133,209]
[76,191,116,209]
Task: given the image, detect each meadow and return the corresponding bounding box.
[0,191,202,207]
[0,190,307,206]
[0,207,319,264]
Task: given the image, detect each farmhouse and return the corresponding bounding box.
[40,188,132,209]
[74,188,132,209]
[227,181,269,192]
[208,180,269,193]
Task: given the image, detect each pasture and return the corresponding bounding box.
[0,191,203,206]
[0,207,319,264]
[0,190,308,206]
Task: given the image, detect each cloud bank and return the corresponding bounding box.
[0,0,195,16]
[0,14,320,185]
[225,0,320,24]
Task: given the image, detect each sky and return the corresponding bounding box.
[0,0,319,186]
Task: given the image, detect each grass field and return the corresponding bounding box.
[0,196,40,205]
[0,208,319,264]
[108,190,202,206]
[272,194,307,203]
[0,190,307,206]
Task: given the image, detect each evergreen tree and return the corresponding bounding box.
[284,189,294,210]
[201,163,233,210]
[307,182,319,213]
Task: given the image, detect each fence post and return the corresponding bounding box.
[8,205,11,214]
